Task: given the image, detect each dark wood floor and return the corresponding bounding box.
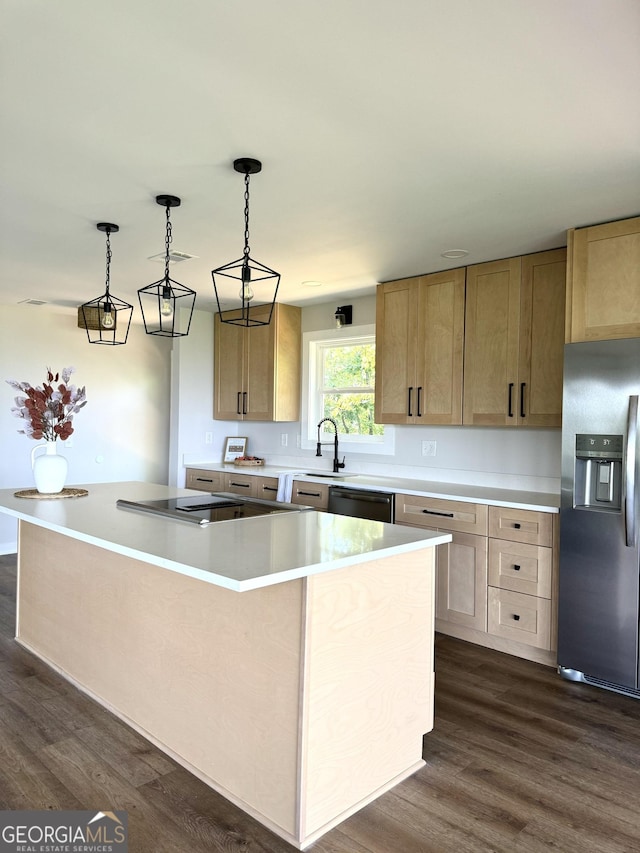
[1,552,640,853]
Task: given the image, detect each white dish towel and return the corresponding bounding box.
[276,472,303,503]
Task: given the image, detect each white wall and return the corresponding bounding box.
[169,308,239,487]
[0,305,171,552]
[174,296,562,494]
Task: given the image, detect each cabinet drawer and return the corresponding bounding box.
[255,476,279,501]
[488,506,552,546]
[291,481,329,510]
[488,539,552,598]
[487,587,551,650]
[185,469,225,491]
[395,494,488,535]
[223,473,257,497]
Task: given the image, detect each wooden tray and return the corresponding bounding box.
[233,459,265,467]
[14,488,89,500]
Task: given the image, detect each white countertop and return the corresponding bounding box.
[190,463,560,513]
[0,482,451,592]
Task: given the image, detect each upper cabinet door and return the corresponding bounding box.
[214,314,245,420]
[463,258,521,426]
[519,249,566,427]
[375,279,418,424]
[375,271,464,425]
[243,305,276,421]
[566,216,640,342]
[415,269,465,425]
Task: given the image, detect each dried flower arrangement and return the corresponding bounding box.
[7,367,87,442]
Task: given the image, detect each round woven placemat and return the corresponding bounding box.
[14,487,89,500]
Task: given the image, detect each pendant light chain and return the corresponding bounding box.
[104,228,112,296]
[243,171,251,262]
[164,204,173,282]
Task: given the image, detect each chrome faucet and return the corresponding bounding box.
[316,417,345,473]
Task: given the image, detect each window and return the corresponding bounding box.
[302,325,395,455]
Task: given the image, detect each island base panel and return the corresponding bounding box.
[16,520,436,848]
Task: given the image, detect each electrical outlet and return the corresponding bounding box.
[280,433,288,447]
[422,440,437,457]
[205,431,213,444]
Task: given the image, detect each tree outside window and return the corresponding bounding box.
[317,340,384,439]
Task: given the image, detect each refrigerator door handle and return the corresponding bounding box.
[625,394,639,548]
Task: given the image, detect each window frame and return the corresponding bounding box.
[301,324,395,456]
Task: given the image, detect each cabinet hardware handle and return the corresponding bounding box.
[417,386,423,417]
[513,614,521,621]
[230,481,250,488]
[298,490,320,497]
[264,486,277,492]
[520,382,526,418]
[513,564,521,571]
[514,522,521,529]
[508,383,514,417]
[422,509,454,517]
[407,387,413,417]
[236,392,242,415]
[196,477,214,483]
[242,391,247,415]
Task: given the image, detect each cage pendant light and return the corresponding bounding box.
[79,223,133,345]
[211,157,280,327]
[138,195,196,337]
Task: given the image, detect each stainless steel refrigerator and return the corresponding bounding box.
[558,337,640,697]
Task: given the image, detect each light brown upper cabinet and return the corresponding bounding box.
[375,269,465,425]
[463,249,566,427]
[565,216,640,342]
[214,303,301,421]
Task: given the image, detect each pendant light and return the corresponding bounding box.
[211,157,280,327]
[138,195,196,337]
[79,223,133,345]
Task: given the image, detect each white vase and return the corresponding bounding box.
[31,441,68,494]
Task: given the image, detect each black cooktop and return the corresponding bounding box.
[116,492,309,525]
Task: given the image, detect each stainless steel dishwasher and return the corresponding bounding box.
[327,485,394,522]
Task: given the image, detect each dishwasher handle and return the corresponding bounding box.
[335,491,391,504]
[330,487,392,504]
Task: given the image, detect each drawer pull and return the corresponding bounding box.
[229,481,250,488]
[298,490,321,498]
[513,564,521,571]
[196,477,214,483]
[514,522,521,529]
[513,614,521,621]
[422,509,455,518]
[263,486,277,492]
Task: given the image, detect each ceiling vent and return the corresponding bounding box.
[17,298,48,305]
[148,250,198,263]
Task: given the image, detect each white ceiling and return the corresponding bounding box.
[1,0,639,320]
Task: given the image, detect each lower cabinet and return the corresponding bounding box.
[435,532,487,631]
[395,492,558,665]
[185,469,225,491]
[290,480,329,510]
[223,472,258,497]
[254,476,279,501]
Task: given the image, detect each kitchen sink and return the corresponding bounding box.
[302,472,356,480]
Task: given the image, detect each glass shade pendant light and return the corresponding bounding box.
[211,157,280,327]
[138,195,196,337]
[79,223,133,345]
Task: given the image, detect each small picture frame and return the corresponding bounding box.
[223,436,248,462]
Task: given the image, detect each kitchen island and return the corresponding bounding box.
[0,482,450,850]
